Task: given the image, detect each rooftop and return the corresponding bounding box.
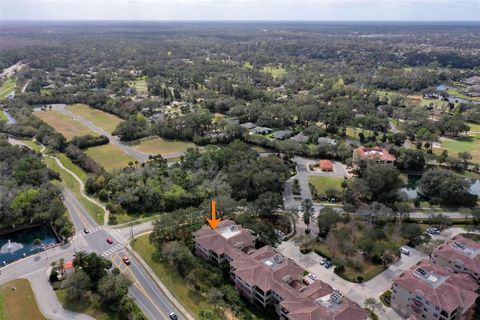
[393,260,478,313]
[354,146,396,162]
[435,235,480,274]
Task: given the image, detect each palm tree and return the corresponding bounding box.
[73,250,88,269]
[302,199,314,234]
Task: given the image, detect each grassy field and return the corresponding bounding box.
[44,157,104,224]
[128,76,148,94]
[22,139,43,152]
[0,279,46,320]
[0,110,7,121]
[131,137,194,155]
[34,110,95,140]
[447,88,480,102]
[433,123,480,164]
[0,78,16,99]
[85,143,137,172]
[56,289,117,320]
[262,65,286,78]
[67,104,123,134]
[308,176,344,194]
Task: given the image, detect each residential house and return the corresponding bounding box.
[273,130,293,140]
[353,146,396,165]
[240,122,257,130]
[251,126,273,135]
[319,160,333,172]
[317,137,337,146]
[289,133,309,143]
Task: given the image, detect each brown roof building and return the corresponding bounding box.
[432,235,480,282]
[353,146,396,165]
[319,160,334,172]
[391,260,478,320]
[193,220,368,320]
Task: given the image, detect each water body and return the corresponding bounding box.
[2,110,16,125]
[0,224,59,265]
[402,174,480,199]
[436,84,480,105]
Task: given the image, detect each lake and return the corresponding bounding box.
[0,224,59,265]
[401,175,480,200]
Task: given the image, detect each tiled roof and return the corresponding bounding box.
[354,146,396,161]
[434,235,480,274]
[192,220,257,256]
[193,221,368,320]
[393,260,478,313]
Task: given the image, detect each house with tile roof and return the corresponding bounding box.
[391,260,478,320]
[193,220,368,320]
[432,235,480,282]
[353,146,396,165]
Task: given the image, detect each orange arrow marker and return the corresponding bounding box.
[207,199,221,230]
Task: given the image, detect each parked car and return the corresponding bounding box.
[308,273,317,281]
[324,260,333,269]
[106,238,113,244]
[169,312,178,320]
[320,258,327,265]
[122,256,131,265]
[400,246,411,255]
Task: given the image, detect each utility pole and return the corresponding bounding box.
[130,222,134,248]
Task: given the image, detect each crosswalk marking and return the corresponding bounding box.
[101,243,124,257]
[109,229,128,244]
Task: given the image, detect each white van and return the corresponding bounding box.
[400,246,410,255]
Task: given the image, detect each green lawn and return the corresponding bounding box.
[56,289,117,320]
[85,143,137,172]
[0,78,16,99]
[433,127,480,164]
[0,110,7,121]
[44,157,104,224]
[262,65,286,78]
[67,104,123,134]
[57,153,89,182]
[130,137,194,155]
[308,176,344,195]
[447,88,480,102]
[0,279,46,320]
[128,76,148,94]
[34,110,96,140]
[22,139,43,152]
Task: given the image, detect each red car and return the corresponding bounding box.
[106,238,113,244]
[122,256,131,265]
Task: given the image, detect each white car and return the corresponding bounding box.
[400,246,411,255]
[320,258,327,265]
[308,273,317,281]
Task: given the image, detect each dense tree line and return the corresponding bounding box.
[0,138,72,237]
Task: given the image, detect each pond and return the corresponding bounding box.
[401,174,480,199]
[0,224,59,265]
[436,84,480,105]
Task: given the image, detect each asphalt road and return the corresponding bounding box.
[61,188,183,319]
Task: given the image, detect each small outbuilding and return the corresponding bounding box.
[319,160,333,172]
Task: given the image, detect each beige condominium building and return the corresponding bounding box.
[432,235,480,282]
[193,220,368,320]
[391,260,478,320]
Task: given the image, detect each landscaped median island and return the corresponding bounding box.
[0,279,46,320]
